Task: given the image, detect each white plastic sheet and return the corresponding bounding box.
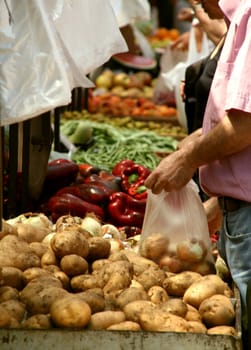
[48,0,128,77]
[109,0,151,27]
[0,0,128,126]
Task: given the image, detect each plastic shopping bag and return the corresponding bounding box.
[0,0,73,126]
[49,0,128,78]
[139,180,215,275]
[109,0,151,27]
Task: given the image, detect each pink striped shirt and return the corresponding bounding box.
[199,0,251,201]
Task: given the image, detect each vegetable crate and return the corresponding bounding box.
[0,287,243,350]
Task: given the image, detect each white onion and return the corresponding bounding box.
[81,216,102,236]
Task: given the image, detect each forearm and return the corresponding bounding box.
[185,111,251,168]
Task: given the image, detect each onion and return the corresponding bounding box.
[81,215,102,237]
[101,224,121,239]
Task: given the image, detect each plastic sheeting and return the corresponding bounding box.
[109,0,151,28]
[0,0,128,126]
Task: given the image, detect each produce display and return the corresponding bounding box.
[89,69,177,118]
[0,212,237,336]
[60,120,179,172]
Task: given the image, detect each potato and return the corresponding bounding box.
[163,271,202,297]
[1,267,24,290]
[199,294,235,327]
[185,304,202,322]
[207,325,237,336]
[187,320,207,333]
[50,294,91,328]
[91,259,110,271]
[51,230,89,259]
[87,237,111,261]
[108,251,130,262]
[107,321,141,331]
[148,286,169,304]
[160,298,188,318]
[102,261,134,295]
[139,233,169,262]
[41,248,58,267]
[135,265,166,291]
[116,287,149,309]
[29,242,48,258]
[123,300,156,322]
[77,289,105,313]
[0,304,12,328]
[0,286,19,302]
[88,310,126,330]
[53,270,70,290]
[0,235,40,270]
[139,309,189,332]
[60,254,88,276]
[21,314,52,329]
[71,274,104,292]
[20,276,66,315]
[122,250,158,276]
[183,274,232,308]
[23,267,52,284]
[0,299,26,322]
[15,222,50,243]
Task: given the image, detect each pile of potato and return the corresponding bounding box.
[0,213,237,336]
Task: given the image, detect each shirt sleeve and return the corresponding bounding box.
[224,3,251,113]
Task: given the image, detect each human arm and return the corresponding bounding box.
[145,110,251,193]
[189,0,227,45]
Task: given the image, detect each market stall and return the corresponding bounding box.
[0,1,245,349]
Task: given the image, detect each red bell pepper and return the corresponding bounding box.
[78,163,99,178]
[112,159,135,177]
[84,173,121,192]
[107,192,146,227]
[47,192,105,222]
[119,163,150,201]
[56,183,113,204]
[43,159,79,194]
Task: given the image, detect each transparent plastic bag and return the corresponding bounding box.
[139,180,215,275]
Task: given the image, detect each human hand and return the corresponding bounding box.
[177,7,194,22]
[169,31,190,51]
[144,149,197,194]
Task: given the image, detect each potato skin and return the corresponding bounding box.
[1,267,24,290]
[88,310,126,330]
[21,314,52,329]
[87,237,111,262]
[50,294,91,328]
[163,271,202,297]
[199,294,235,327]
[60,254,88,276]
[51,230,89,258]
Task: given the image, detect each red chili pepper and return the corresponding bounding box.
[47,193,105,222]
[107,192,146,227]
[56,183,113,204]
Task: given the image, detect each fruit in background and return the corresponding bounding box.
[95,69,114,89]
[112,72,130,87]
